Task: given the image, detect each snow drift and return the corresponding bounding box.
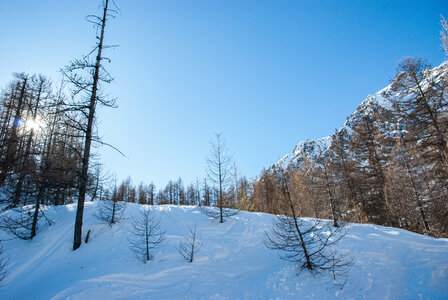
[0,202,447,299]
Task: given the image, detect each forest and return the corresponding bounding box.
[0,4,447,254]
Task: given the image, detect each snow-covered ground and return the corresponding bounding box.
[0,202,447,299]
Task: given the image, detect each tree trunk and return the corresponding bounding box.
[219,161,223,223]
[280,170,313,270]
[73,0,109,251]
[323,164,338,227]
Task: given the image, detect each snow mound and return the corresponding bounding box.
[1,203,447,299]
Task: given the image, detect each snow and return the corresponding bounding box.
[275,136,332,169]
[1,202,447,299]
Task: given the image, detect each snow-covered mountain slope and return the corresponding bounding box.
[275,136,332,169]
[0,202,447,299]
[275,61,448,170]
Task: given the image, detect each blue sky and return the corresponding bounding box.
[0,0,447,188]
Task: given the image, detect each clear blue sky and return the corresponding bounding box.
[0,0,447,188]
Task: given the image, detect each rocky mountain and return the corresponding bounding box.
[274,61,447,170]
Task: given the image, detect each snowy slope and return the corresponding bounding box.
[275,61,448,170]
[0,202,447,299]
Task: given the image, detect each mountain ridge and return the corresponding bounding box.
[274,61,447,170]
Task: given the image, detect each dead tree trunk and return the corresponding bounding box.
[73,0,110,251]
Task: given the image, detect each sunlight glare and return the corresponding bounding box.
[25,115,45,133]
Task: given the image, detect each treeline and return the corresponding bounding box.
[251,58,448,238]
[0,72,255,239]
[103,175,254,209]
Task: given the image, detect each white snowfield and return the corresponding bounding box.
[0,202,447,299]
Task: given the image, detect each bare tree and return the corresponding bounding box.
[265,167,352,285]
[177,223,201,263]
[315,151,341,227]
[390,57,448,235]
[391,58,448,179]
[0,74,29,187]
[147,182,156,205]
[202,179,211,207]
[236,176,255,212]
[329,129,365,223]
[195,178,201,206]
[0,207,34,240]
[62,0,119,250]
[252,168,279,213]
[96,199,126,226]
[137,182,147,205]
[185,183,196,205]
[350,115,392,226]
[231,162,239,207]
[199,204,240,222]
[128,207,164,263]
[0,205,52,240]
[386,136,432,233]
[201,132,239,222]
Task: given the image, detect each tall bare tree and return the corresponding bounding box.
[329,130,365,223]
[62,0,118,250]
[202,133,238,223]
[351,115,392,226]
[390,57,448,236]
